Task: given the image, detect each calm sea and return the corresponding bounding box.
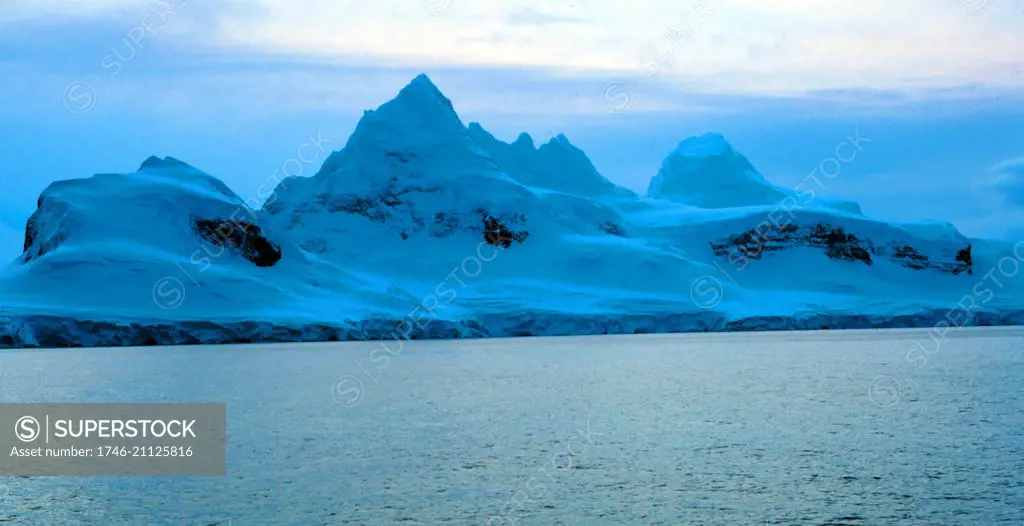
[0,327,1022,524]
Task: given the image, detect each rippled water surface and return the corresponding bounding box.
[1,327,1022,524]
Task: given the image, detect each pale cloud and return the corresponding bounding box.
[2,0,1021,95]
[506,7,589,26]
[179,0,1024,94]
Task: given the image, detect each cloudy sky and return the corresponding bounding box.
[1,0,1023,261]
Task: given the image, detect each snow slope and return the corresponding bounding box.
[0,156,411,327]
[1,74,1021,348]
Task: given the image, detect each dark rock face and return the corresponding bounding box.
[21,203,67,264]
[269,175,444,229]
[956,245,973,275]
[192,217,282,267]
[809,225,872,265]
[23,218,37,254]
[893,245,928,269]
[600,221,627,237]
[481,211,529,248]
[711,223,972,275]
[711,223,873,265]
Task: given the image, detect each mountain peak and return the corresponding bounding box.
[411,73,434,84]
[393,73,449,105]
[647,132,787,208]
[513,132,535,149]
[324,72,467,164]
[139,156,191,171]
[372,73,459,123]
[669,132,733,159]
[647,132,863,214]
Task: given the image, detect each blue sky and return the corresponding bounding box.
[1,0,1023,262]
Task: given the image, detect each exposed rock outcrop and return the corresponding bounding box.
[480,211,528,248]
[711,223,972,275]
[192,217,282,267]
[21,197,70,264]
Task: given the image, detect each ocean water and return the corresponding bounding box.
[0,327,1022,525]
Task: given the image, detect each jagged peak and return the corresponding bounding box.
[540,133,583,154]
[468,123,536,150]
[467,122,533,148]
[462,121,626,197]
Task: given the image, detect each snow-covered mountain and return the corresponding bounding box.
[1,74,1021,348]
[647,132,861,214]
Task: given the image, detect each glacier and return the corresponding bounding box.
[2,73,1022,349]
